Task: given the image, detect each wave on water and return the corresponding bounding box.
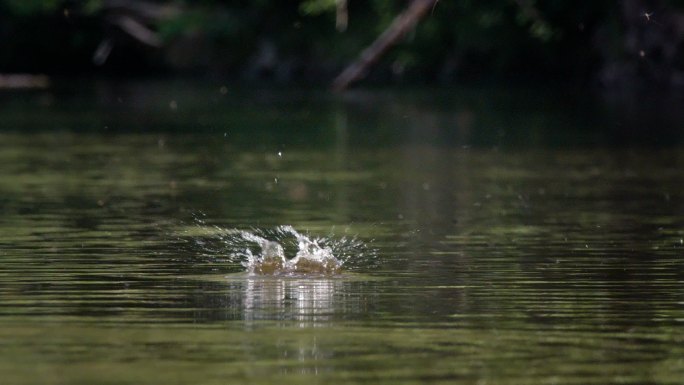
[185,219,375,276]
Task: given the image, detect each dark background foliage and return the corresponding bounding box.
[1,0,683,87]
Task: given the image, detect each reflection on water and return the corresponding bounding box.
[239,277,342,326]
[208,274,376,327]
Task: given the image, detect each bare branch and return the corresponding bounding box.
[332,0,437,92]
[102,0,180,21]
[109,15,162,47]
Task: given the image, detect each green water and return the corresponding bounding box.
[1,83,683,384]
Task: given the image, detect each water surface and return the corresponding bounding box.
[0,83,683,384]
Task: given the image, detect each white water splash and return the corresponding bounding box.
[179,214,375,275]
[220,225,368,275]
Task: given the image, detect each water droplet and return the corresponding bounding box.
[222,226,365,275]
[169,100,178,110]
[278,151,282,157]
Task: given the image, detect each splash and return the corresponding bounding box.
[216,225,371,276]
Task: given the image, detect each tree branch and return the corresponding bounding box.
[331,0,437,92]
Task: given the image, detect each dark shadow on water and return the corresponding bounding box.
[1,80,683,148]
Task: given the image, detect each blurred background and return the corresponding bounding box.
[1,0,683,89]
